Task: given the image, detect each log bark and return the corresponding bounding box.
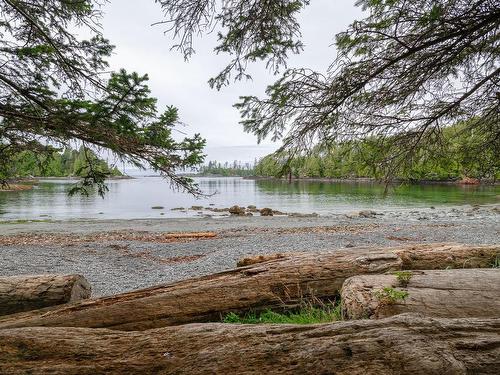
[0,243,497,331]
[0,275,91,316]
[341,268,500,320]
[0,315,499,374]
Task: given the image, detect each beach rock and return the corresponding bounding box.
[260,208,273,216]
[272,210,286,215]
[458,177,480,185]
[287,212,319,218]
[247,205,256,210]
[229,205,245,216]
[191,206,204,210]
[359,210,377,218]
[211,208,229,212]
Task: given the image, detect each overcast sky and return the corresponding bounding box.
[100,1,362,163]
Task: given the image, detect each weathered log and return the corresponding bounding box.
[237,253,286,267]
[0,274,91,316]
[0,243,498,331]
[162,232,216,239]
[0,315,499,374]
[341,269,500,320]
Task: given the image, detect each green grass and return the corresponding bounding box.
[491,255,500,268]
[223,301,342,324]
[374,287,409,304]
[393,271,413,287]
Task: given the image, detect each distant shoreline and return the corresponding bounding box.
[0,175,134,192]
[37,176,134,181]
[241,176,499,186]
[187,173,499,186]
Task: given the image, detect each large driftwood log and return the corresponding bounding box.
[0,315,499,374]
[341,269,500,320]
[0,243,498,331]
[0,274,91,316]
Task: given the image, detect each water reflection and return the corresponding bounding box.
[255,179,496,206]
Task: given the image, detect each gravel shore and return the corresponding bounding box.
[0,204,498,297]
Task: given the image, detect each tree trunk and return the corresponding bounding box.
[0,315,499,374]
[341,268,500,320]
[0,243,497,331]
[0,275,91,316]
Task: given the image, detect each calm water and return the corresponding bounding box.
[0,177,499,220]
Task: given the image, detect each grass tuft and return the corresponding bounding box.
[223,300,342,325]
[393,271,413,287]
[491,255,500,268]
[374,287,409,305]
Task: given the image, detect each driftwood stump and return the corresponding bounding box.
[341,268,500,319]
[0,274,91,316]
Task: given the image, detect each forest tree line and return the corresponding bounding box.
[199,160,256,177]
[3,147,122,180]
[254,123,499,181]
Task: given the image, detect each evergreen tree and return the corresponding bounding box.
[0,0,205,196]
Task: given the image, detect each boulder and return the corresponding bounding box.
[229,205,245,215]
[260,208,273,216]
[358,210,377,218]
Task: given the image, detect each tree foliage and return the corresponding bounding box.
[159,0,499,178]
[156,0,309,89]
[0,0,205,196]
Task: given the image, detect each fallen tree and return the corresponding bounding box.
[0,244,497,330]
[341,269,500,320]
[0,275,91,316]
[0,314,499,374]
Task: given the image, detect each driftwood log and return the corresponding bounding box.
[0,314,499,374]
[0,274,91,316]
[341,269,500,320]
[0,243,497,331]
